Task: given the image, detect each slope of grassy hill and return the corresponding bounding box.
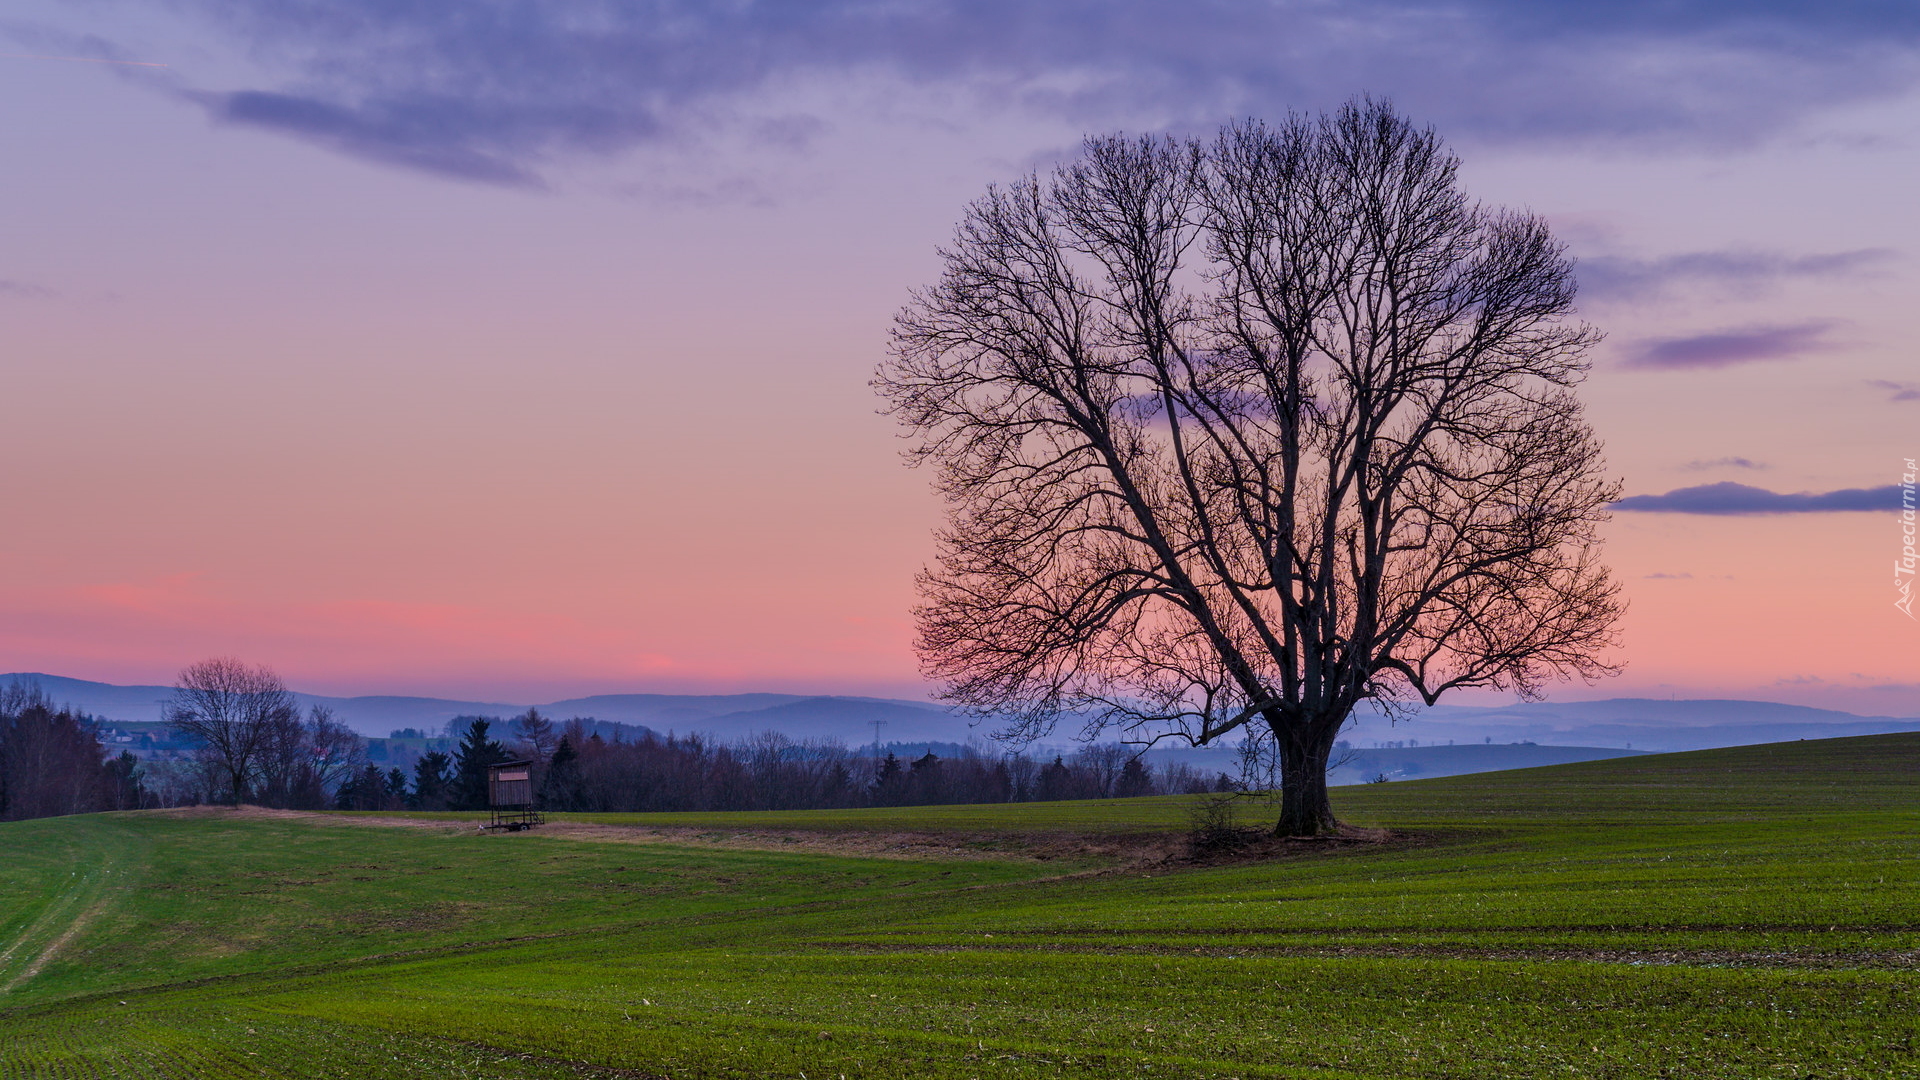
[1329,741,1647,783]
[2,735,1917,1078]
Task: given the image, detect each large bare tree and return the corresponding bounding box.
[166,657,300,805]
[877,99,1623,835]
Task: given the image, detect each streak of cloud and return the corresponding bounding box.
[1612,481,1901,514]
[1623,321,1840,369]
[0,51,166,66]
[0,279,53,299]
[1681,457,1767,471]
[1577,247,1895,304]
[1867,379,1920,402]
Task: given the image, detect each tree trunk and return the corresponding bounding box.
[1274,720,1340,837]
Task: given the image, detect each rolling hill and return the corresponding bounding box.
[3,733,1917,1078]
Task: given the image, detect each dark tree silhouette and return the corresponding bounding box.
[823,760,854,807]
[871,752,906,805]
[336,763,403,811]
[541,737,580,810]
[379,724,1195,814]
[409,750,454,810]
[449,718,510,811]
[307,706,367,801]
[1114,757,1154,798]
[878,98,1622,835]
[103,751,146,810]
[511,707,559,764]
[166,658,300,805]
[256,704,365,810]
[907,751,946,805]
[0,683,140,820]
[1035,756,1075,801]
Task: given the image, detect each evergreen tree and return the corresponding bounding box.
[1036,756,1073,801]
[823,760,852,807]
[907,751,944,805]
[335,763,390,810]
[988,760,1014,803]
[541,737,580,811]
[872,752,906,805]
[409,750,453,810]
[1115,757,1155,798]
[449,718,510,811]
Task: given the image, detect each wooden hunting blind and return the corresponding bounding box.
[485,759,544,831]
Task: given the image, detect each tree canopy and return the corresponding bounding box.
[877,98,1622,835]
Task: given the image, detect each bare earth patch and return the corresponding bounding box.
[148,804,1416,872]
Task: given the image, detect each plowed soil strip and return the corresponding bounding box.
[813,938,1920,969]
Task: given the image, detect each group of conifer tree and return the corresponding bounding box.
[0,683,147,821]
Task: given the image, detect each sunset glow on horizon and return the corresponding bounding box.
[3,3,1917,713]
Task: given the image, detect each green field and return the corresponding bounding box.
[2,735,1917,1078]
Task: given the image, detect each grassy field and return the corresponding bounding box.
[1,735,1917,1078]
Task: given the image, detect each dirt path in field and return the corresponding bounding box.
[152,804,1402,869]
[1,895,111,991]
[0,829,134,995]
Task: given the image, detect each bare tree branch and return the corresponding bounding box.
[876,98,1623,836]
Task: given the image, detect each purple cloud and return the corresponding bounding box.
[198,91,564,188]
[1623,321,1838,370]
[1868,379,1920,402]
[1578,248,1894,303]
[1681,457,1766,471]
[1612,482,1903,514]
[24,0,1920,187]
[0,280,53,299]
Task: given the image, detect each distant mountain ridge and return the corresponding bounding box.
[5,673,1916,754]
[0,673,963,744]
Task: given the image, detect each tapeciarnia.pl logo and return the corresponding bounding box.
[1899,457,1917,619]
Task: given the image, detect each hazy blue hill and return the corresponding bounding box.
[1346,697,1920,751]
[0,674,525,733]
[681,696,964,745]
[12,672,1917,755]
[312,694,525,733]
[532,693,809,729]
[0,674,177,718]
[0,674,954,743]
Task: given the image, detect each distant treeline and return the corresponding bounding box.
[1,664,1243,822]
[385,715,1237,813]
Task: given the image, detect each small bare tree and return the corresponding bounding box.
[511,707,559,765]
[166,657,299,805]
[305,705,367,801]
[878,98,1622,835]
[253,702,365,809]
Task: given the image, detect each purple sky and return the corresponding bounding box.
[2,1,1917,712]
